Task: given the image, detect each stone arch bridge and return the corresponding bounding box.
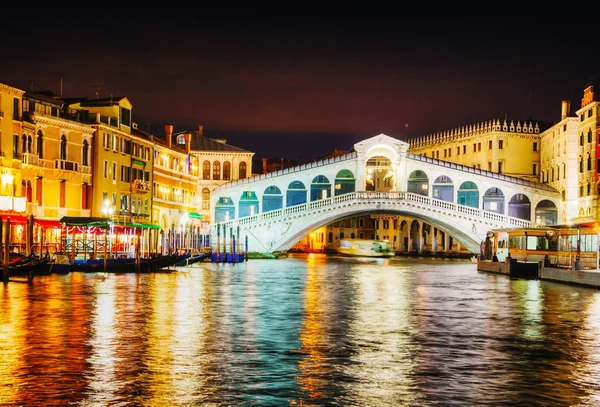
[210,134,561,255]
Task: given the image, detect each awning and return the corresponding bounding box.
[188,212,204,220]
[59,216,111,228]
[0,215,27,224]
[35,219,62,228]
[113,222,162,230]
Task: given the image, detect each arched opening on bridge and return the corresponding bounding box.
[458,181,479,208]
[534,199,558,226]
[262,185,283,212]
[407,170,429,196]
[215,197,235,222]
[334,169,356,195]
[483,187,505,214]
[365,156,394,192]
[399,220,409,251]
[432,175,454,202]
[410,220,421,252]
[286,181,307,207]
[239,191,259,218]
[508,193,531,221]
[310,175,331,201]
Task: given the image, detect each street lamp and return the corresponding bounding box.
[101,199,115,254]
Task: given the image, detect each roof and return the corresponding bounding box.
[24,90,63,107]
[174,129,251,153]
[61,96,128,108]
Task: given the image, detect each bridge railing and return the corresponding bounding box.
[214,151,359,192]
[215,191,532,230]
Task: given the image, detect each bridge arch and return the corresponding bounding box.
[508,193,531,221]
[432,175,454,202]
[483,187,505,214]
[263,186,283,212]
[211,134,562,256]
[458,181,479,208]
[286,181,307,207]
[407,170,429,196]
[334,169,356,195]
[310,175,331,201]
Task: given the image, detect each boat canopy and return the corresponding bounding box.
[59,216,111,228]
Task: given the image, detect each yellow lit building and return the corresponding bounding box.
[540,85,600,224]
[62,96,158,255]
[408,119,548,182]
[0,83,27,249]
[173,125,254,224]
[138,124,204,252]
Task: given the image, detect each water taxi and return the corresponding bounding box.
[336,239,395,258]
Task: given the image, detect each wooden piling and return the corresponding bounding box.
[4,218,10,282]
[0,217,5,283]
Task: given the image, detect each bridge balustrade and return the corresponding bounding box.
[215,191,532,231]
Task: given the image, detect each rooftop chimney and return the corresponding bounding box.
[185,133,191,154]
[561,100,570,120]
[198,125,203,137]
[262,158,268,174]
[165,125,173,148]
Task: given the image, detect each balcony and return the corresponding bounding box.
[131,179,150,194]
[22,153,39,166]
[54,159,78,172]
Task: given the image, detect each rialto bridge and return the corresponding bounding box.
[210,134,561,256]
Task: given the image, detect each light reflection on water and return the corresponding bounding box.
[1,254,600,406]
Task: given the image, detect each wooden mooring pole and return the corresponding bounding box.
[1,217,6,283]
[3,218,10,282]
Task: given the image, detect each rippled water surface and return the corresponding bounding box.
[1,254,600,406]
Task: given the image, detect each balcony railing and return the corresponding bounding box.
[131,179,150,193]
[22,153,39,166]
[54,159,78,172]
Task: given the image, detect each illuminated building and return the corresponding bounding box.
[540,85,600,224]
[173,125,254,224]
[137,124,204,251]
[0,83,27,248]
[61,96,158,254]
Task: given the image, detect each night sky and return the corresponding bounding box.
[2,8,599,160]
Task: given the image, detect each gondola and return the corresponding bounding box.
[8,252,51,277]
[174,248,212,266]
[71,252,188,273]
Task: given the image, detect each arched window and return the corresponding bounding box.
[212,161,221,180]
[222,161,231,180]
[60,135,67,160]
[26,180,33,203]
[36,130,43,158]
[202,160,211,180]
[239,161,247,179]
[82,140,89,166]
[202,188,210,210]
[21,134,27,154]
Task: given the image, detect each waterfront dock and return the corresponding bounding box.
[477,258,600,289]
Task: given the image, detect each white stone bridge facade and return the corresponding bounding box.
[210,134,561,255]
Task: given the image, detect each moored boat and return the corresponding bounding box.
[336,239,395,258]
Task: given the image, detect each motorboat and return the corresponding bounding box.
[336,239,395,258]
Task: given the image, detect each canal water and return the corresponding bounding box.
[1,254,600,406]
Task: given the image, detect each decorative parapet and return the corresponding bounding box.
[408,119,542,148]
